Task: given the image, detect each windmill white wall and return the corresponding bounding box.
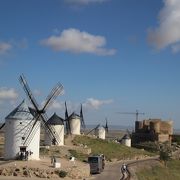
[69,113,81,135]
[97,127,106,140]
[4,100,40,160]
[121,134,131,147]
[44,113,64,146]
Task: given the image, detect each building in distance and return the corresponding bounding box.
[132,119,173,144]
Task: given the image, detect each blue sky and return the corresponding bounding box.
[0,0,180,129]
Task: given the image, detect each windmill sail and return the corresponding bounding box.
[105,118,108,133]
[65,101,71,134]
[80,104,86,129]
[19,74,64,146]
[86,124,100,135]
[0,123,5,130]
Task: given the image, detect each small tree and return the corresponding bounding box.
[159,142,172,167]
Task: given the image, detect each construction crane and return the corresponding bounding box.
[117,110,145,121]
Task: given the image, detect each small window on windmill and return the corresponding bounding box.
[22,137,25,140]
[20,122,22,124]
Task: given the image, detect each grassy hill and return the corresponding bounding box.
[72,135,154,161]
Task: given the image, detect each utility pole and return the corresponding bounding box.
[117,110,145,121]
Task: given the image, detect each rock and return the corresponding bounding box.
[40,172,48,178]
[15,168,20,172]
[1,168,7,176]
[23,170,29,176]
[34,171,40,177]
[13,171,18,176]
[51,173,59,178]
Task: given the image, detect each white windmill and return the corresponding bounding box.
[4,74,64,160]
[94,119,109,140]
[44,113,64,146]
[4,100,40,160]
[65,103,85,135]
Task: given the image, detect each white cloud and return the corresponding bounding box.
[148,0,180,51]
[49,100,64,110]
[40,28,116,56]
[44,98,113,113]
[0,87,18,100]
[0,42,12,54]
[83,98,113,110]
[65,0,107,5]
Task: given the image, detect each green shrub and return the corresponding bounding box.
[133,141,160,152]
[59,170,67,178]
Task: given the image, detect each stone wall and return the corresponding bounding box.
[133,119,173,144]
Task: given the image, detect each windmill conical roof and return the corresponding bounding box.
[122,134,130,140]
[5,100,34,120]
[46,113,64,125]
[68,112,80,119]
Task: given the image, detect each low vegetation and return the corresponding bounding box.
[73,135,154,161]
[133,141,160,152]
[58,170,68,178]
[172,135,180,145]
[159,143,172,167]
[40,147,50,155]
[136,160,180,180]
[68,149,88,162]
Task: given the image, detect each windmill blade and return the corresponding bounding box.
[86,124,100,135]
[19,74,39,111]
[0,123,5,130]
[105,118,108,133]
[65,120,69,134]
[42,82,64,113]
[65,119,71,135]
[19,74,64,145]
[80,104,86,129]
[65,101,68,119]
[23,114,41,146]
[24,113,59,146]
[64,102,71,134]
[24,119,41,147]
[65,116,71,135]
[65,101,69,134]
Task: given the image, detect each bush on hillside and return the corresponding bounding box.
[58,170,67,178]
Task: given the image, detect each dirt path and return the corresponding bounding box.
[86,157,159,180]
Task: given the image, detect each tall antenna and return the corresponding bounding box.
[117,110,145,121]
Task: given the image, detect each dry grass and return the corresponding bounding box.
[136,160,180,180]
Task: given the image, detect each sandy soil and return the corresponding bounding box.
[0,155,90,179]
[0,156,84,169]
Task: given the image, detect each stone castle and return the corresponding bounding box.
[132,119,173,143]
